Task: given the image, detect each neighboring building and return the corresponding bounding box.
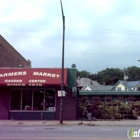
[78,80,140,120]
[0,35,31,68]
[77,77,113,91]
[81,84,113,91]
[77,77,100,89]
[112,80,140,91]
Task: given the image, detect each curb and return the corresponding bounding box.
[0,120,140,127]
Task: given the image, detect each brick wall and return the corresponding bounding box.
[0,87,10,119]
[56,89,77,120]
[0,35,31,68]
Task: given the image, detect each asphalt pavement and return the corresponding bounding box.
[0,119,140,127]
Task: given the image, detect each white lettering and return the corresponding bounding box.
[23,71,26,75]
[33,71,60,78]
[38,72,43,76]
[47,73,52,77]
[7,83,26,86]
[42,73,47,76]
[134,131,139,137]
[134,130,140,138]
[56,74,60,78]
[0,71,27,77]
[29,79,46,83]
[18,72,22,75]
[29,83,42,86]
[33,72,39,76]
[51,74,56,78]
[8,73,13,76]
[13,72,18,76]
[4,73,8,76]
[5,79,23,83]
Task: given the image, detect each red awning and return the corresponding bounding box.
[0,68,68,86]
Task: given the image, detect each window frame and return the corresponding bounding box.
[10,88,56,112]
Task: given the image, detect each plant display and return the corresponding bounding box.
[78,98,140,120]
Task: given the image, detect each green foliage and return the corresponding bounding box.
[134,101,140,106]
[77,70,91,79]
[126,66,140,81]
[78,99,92,119]
[77,66,140,85]
[96,68,124,85]
[119,102,132,113]
[78,99,140,120]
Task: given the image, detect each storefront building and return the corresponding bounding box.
[0,68,77,120]
[78,91,140,119]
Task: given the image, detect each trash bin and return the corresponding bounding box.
[87,113,92,120]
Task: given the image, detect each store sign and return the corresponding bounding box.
[0,71,60,78]
[49,107,56,111]
[0,68,68,86]
[5,79,46,86]
[0,71,27,77]
[58,90,66,97]
[33,72,60,78]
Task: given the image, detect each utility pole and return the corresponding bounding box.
[124,68,128,91]
[60,0,65,124]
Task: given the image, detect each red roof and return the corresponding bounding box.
[0,68,67,86]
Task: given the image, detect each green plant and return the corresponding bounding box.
[78,99,93,119]
[119,102,131,113]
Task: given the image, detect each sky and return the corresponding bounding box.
[0,0,140,74]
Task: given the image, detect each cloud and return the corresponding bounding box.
[0,0,140,73]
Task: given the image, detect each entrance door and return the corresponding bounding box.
[33,89,56,112]
[33,89,56,120]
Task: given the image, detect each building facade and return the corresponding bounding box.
[0,35,31,68]
[112,80,140,91]
[0,68,77,120]
[0,35,77,120]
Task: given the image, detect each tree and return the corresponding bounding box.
[77,70,91,79]
[126,66,140,81]
[93,68,124,85]
[77,66,140,85]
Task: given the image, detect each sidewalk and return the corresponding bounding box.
[0,120,140,127]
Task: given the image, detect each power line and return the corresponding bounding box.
[66,27,140,35]
[0,26,140,35]
[0,27,61,32]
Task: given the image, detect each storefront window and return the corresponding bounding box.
[45,90,55,111]
[33,90,44,110]
[10,89,56,111]
[22,90,32,110]
[33,90,56,111]
[10,90,21,110]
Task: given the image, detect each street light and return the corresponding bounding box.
[60,0,65,124]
